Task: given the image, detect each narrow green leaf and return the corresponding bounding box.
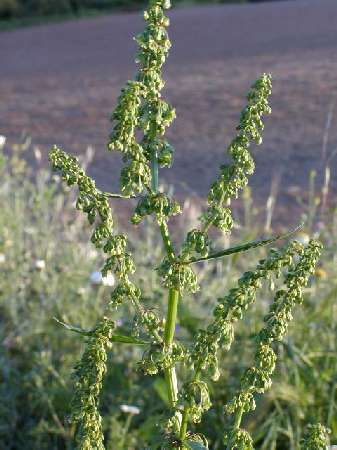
[110,334,149,345]
[53,318,94,336]
[186,223,303,264]
[53,318,148,344]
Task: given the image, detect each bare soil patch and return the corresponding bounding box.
[1,0,337,224]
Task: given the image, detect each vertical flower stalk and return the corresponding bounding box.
[224,240,322,449]
[70,318,115,450]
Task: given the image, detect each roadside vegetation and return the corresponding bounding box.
[0,131,335,449]
[0,0,248,30]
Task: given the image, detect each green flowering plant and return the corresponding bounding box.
[49,0,328,448]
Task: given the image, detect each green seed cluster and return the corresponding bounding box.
[50,146,164,445]
[109,279,139,308]
[190,242,300,382]
[131,193,181,225]
[50,146,114,247]
[50,147,139,307]
[108,81,145,157]
[108,0,175,196]
[157,258,199,293]
[225,240,322,445]
[139,341,185,375]
[50,148,163,339]
[301,423,331,450]
[108,81,151,196]
[181,380,211,424]
[201,74,272,233]
[223,428,254,450]
[174,243,301,431]
[181,229,211,259]
[136,0,175,167]
[70,317,115,450]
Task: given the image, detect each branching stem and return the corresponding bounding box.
[150,144,179,408]
[179,408,189,441]
[164,288,180,407]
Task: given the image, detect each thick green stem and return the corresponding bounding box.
[234,407,243,430]
[179,408,189,441]
[164,288,179,406]
[149,140,179,409]
[160,221,175,260]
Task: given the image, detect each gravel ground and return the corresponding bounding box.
[1,0,337,224]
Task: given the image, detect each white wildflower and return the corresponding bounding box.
[0,253,6,264]
[90,271,115,287]
[0,135,6,149]
[33,147,42,162]
[120,404,140,415]
[102,272,115,287]
[35,259,46,270]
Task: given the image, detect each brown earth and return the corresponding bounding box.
[1,0,337,225]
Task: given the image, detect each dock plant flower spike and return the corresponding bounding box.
[49,0,326,448]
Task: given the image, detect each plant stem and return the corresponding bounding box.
[160,221,175,260]
[150,145,179,407]
[226,407,244,450]
[178,364,201,442]
[234,407,243,429]
[164,288,179,406]
[151,150,159,192]
[179,408,189,441]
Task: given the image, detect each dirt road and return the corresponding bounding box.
[1,0,337,222]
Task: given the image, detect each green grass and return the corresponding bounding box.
[0,8,131,32]
[0,134,335,449]
[0,0,248,32]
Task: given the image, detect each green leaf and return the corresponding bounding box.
[186,223,304,264]
[53,318,94,336]
[186,441,208,450]
[53,318,148,344]
[110,334,149,345]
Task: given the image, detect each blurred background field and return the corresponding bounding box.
[1,0,337,224]
[0,0,263,24]
[0,136,335,449]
